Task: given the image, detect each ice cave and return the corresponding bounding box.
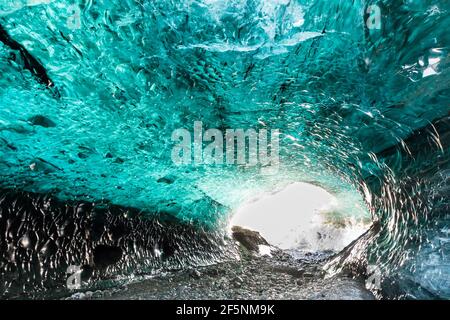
[0,0,449,300]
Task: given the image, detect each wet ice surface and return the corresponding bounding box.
[66,248,374,300]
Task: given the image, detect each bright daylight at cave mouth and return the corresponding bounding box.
[230,182,370,252]
[0,0,449,304]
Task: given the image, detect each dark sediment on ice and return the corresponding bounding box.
[1,187,375,300]
[69,227,375,300]
[0,189,235,299]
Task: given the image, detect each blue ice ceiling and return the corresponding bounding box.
[0,0,449,298]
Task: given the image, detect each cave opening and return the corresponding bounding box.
[229,181,371,252]
[0,0,449,300]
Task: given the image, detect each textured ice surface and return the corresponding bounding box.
[0,0,449,299]
[0,189,236,298]
[0,0,372,221]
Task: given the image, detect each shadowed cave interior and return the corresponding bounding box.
[0,0,449,299]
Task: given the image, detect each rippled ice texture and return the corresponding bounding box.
[0,0,449,299]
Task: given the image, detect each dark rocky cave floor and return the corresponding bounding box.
[66,227,375,300]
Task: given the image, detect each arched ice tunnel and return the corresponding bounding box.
[0,0,449,299]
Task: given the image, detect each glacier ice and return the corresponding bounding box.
[0,0,449,299]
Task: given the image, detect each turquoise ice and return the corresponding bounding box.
[0,0,449,298]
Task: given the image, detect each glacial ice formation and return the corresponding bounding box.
[0,0,449,299]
